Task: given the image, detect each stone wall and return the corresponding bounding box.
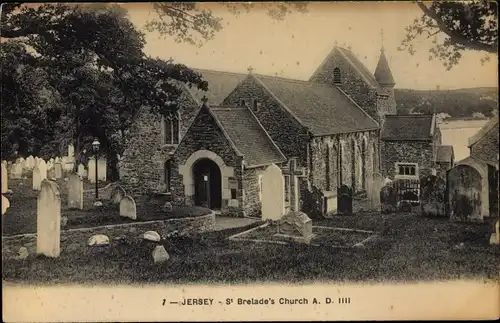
[309,49,380,121]
[242,166,266,218]
[221,76,310,167]
[380,140,434,179]
[2,213,216,260]
[119,90,199,196]
[470,125,499,164]
[170,106,245,217]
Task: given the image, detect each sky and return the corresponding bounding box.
[124,2,497,90]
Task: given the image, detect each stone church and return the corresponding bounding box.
[119,44,449,218]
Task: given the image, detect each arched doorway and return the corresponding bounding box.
[192,158,222,209]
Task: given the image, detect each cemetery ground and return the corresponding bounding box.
[3,179,499,284]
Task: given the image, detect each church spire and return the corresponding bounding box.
[374,29,395,87]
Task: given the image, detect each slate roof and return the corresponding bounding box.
[210,106,287,167]
[381,114,435,141]
[374,49,395,86]
[436,145,454,163]
[333,47,385,94]
[254,74,379,136]
[187,69,247,105]
[467,114,499,147]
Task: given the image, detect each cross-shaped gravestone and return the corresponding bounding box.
[282,158,307,211]
[201,95,208,105]
[247,66,254,74]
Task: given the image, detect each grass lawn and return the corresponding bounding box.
[2,210,499,284]
[2,179,211,236]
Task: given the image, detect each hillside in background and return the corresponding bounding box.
[394,87,498,118]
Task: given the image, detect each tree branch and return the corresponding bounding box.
[416,1,497,53]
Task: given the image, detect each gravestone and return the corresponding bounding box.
[490,220,499,245]
[2,195,10,215]
[109,185,126,204]
[120,195,137,220]
[152,245,169,263]
[26,156,35,170]
[143,231,161,242]
[67,173,83,210]
[36,180,61,257]
[88,234,110,246]
[32,165,42,191]
[448,165,482,222]
[88,158,96,183]
[380,184,397,213]
[277,211,313,243]
[77,164,86,178]
[261,164,285,220]
[97,158,107,182]
[420,175,446,217]
[337,185,353,215]
[68,144,75,157]
[38,159,47,181]
[54,162,63,179]
[1,162,8,193]
[368,172,383,210]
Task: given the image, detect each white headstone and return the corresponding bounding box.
[261,164,285,221]
[54,162,63,179]
[2,195,10,215]
[97,158,107,182]
[77,164,86,178]
[110,185,126,204]
[32,165,42,191]
[1,163,8,193]
[88,234,110,246]
[68,144,75,157]
[67,173,83,210]
[143,231,161,242]
[26,156,35,170]
[152,245,169,263]
[36,180,61,257]
[369,172,384,209]
[88,158,96,183]
[38,159,47,181]
[119,195,137,220]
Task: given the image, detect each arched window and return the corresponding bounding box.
[164,160,172,193]
[333,67,341,84]
[163,112,180,145]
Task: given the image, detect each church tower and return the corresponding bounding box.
[374,31,397,117]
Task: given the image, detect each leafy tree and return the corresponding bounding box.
[399,0,498,70]
[1,3,208,166]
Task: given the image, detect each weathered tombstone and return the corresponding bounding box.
[420,175,446,217]
[261,164,285,220]
[32,165,42,191]
[68,143,75,157]
[119,195,137,220]
[489,220,499,245]
[67,173,83,210]
[109,185,126,204]
[88,234,110,246]
[448,165,482,222]
[368,172,383,210]
[380,184,397,213]
[88,158,96,183]
[1,162,8,193]
[38,159,47,181]
[97,158,107,182]
[36,180,61,257]
[54,162,63,179]
[26,155,35,170]
[2,195,10,215]
[276,211,313,243]
[152,245,169,263]
[77,164,86,178]
[337,184,353,215]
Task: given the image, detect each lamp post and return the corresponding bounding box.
[92,138,100,200]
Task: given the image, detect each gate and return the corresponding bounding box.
[394,179,420,206]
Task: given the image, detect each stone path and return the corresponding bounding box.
[214,216,259,231]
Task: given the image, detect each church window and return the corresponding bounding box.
[395,162,418,178]
[163,112,180,145]
[252,99,259,112]
[333,67,341,84]
[164,160,172,193]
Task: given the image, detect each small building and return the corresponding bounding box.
[380,114,444,180]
